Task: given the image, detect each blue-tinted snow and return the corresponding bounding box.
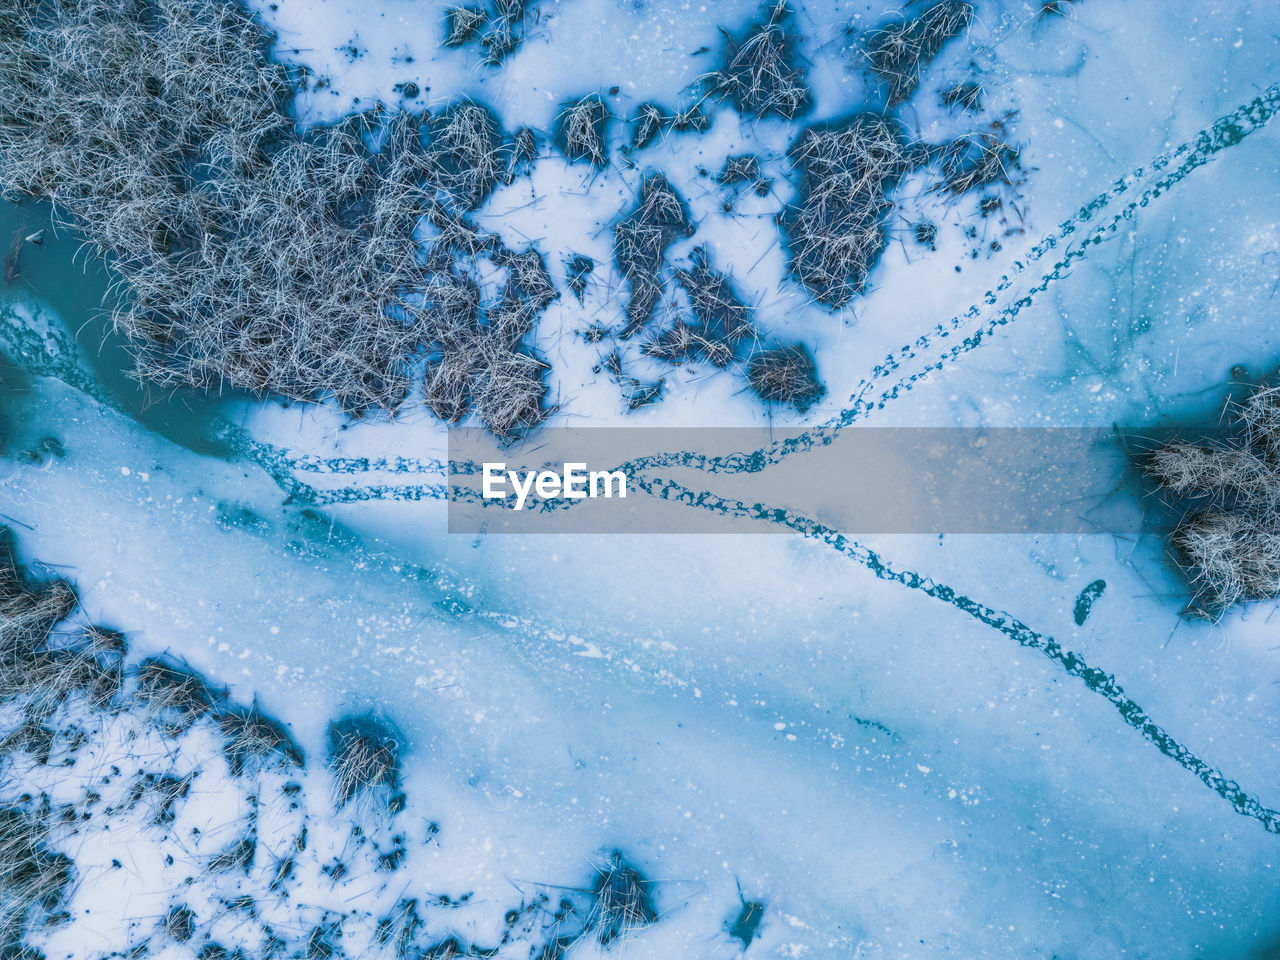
[2,0,1280,956]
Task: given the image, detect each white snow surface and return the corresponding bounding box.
[2,0,1280,957]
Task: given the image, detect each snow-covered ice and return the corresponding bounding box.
[1,0,1279,957]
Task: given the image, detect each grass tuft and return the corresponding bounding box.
[940,80,983,111]
[717,154,771,196]
[216,704,304,777]
[375,898,421,958]
[1141,377,1280,617]
[162,904,197,943]
[424,102,508,209]
[0,805,73,952]
[613,174,692,337]
[327,713,402,810]
[671,246,754,364]
[866,1,974,106]
[504,126,539,183]
[629,103,668,151]
[480,0,532,64]
[207,831,256,874]
[564,255,594,303]
[712,1,811,119]
[937,127,1020,194]
[745,343,824,412]
[135,658,221,729]
[587,851,657,946]
[556,95,611,168]
[444,6,487,46]
[781,116,907,306]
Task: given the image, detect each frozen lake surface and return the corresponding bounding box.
[0,0,1279,957]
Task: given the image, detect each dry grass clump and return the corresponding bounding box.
[614,174,692,337]
[1166,513,1280,617]
[587,852,657,946]
[162,903,198,942]
[424,353,477,424]
[647,246,755,368]
[208,830,257,873]
[440,0,536,63]
[629,103,668,152]
[745,343,824,412]
[941,80,983,111]
[425,328,545,436]
[1146,444,1274,503]
[644,321,712,366]
[0,537,125,726]
[481,0,531,64]
[1237,381,1280,453]
[556,94,611,168]
[327,713,402,810]
[0,0,564,435]
[0,722,55,766]
[424,102,507,209]
[0,805,73,955]
[136,658,221,729]
[712,1,811,120]
[1141,379,1280,617]
[564,255,594,303]
[444,6,488,46]
[417,240,553,436]
[504,126,540,184]
[717,154,771,196]
[0,586,78,698]
[489,249,558,346]
[866,1,974,106]
[937,128,1020,194]
[780,116,908,306]
[14,643,123,725]
[0,543,77,663]
[672,103,711,133]
[375,898,422,957]
[423,202,502,268]
[0,0,296,199]
[0,0,434,414]
[0,0,534,423]
[129,109,432,415]
[467,343,550,437]
[216,704,304,777]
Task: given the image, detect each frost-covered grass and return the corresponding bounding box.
[781,116,910,307]
[0,528,672,960]
[1142,379,1280,617]
[0,0,557,431]
[865,1,974,106]
[709,0,811,120]
[5,2,1280,957]
[0,0,1031,428]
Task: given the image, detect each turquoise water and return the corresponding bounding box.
[0,199,239,456]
